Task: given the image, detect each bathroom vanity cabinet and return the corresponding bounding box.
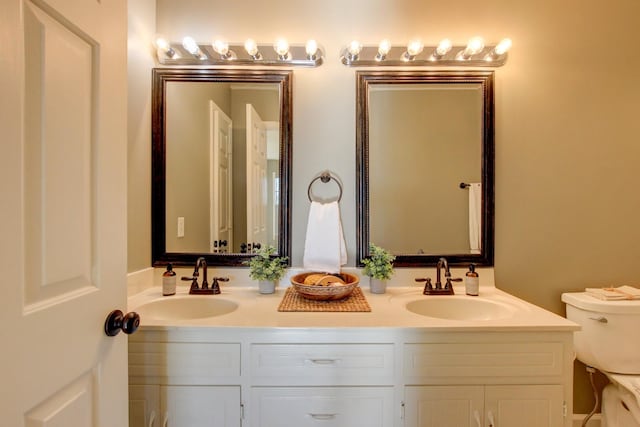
[128,328,573,427]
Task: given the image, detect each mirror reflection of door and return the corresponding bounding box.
[246,104,268,250]
[210,101,233,253]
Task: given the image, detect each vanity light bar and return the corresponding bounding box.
[341,37,511,67]
[155,38,324,67]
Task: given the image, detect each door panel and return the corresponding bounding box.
[246,104,268,248]
[405,385,484,427]
[210,101,233,253]
[1,0,128,424]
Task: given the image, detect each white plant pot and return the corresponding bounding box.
[369,278,387,294]
[258,280,277,294]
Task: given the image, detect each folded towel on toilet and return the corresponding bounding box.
[585,286,640,300]
[303,201,347,274]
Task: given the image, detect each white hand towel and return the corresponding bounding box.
[303,201,347,274]
[585,286,640,300]
[469,183,482,254]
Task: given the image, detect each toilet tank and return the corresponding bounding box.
[562,292,640,374]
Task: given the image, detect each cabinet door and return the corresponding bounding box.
[162,385,241,427]
[484,385,564,427]
[404,386,484,427]
[130,385,160,427]
[251,387,394,427]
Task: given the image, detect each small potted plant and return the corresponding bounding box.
[245,245,288,294]
[362,243,396,294]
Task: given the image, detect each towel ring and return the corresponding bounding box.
[308,172,343,202]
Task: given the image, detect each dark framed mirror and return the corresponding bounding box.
[356,70,494,267]
[152,68,292,266]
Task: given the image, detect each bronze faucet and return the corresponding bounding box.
[181,257,228,294]
[415,257,461,295]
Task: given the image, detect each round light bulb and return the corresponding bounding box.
[305,39,318,57]
[466,36,485,55]
[494,38,512,55]
[244,39,259,56]
[347,40,362,56]
[212,39,229,56]
[182,36,200,55]
[155,37,170,51]
[407,40,424,56]
[436,39,452,56]
[378,39,392,56]
[274,39,289,57]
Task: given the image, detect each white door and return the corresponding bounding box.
[484,385,564,427]
[404,385,485,427]
[246,104,268,250]
[0,0,129,425]
[210,101,233,253]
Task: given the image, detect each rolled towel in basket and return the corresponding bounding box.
[303,201,347,274]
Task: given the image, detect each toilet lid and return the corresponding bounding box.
[562,292,640,314]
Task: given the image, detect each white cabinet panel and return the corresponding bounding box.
[129,385,160,427]
[163,385,240,427]
[251,387,394,427]
[129,342,240,385]
[251,343,394,385]
[405,385,484,427]
[485,385,564,427]
[129,385,240,427]
[403,342,564,383]
[405,385,564,427]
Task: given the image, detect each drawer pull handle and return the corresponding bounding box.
[307,358,340,365]
[309,413,337,420]
[589,316,608,323]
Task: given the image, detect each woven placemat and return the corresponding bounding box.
[278,286,371,312]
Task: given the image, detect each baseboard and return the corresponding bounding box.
[573,413,601,427]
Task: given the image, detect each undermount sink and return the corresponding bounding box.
[135,296,238,321]
[405,296,517,321]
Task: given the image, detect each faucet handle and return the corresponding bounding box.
[415,277,433,294]
[210,277,228,294]
[181,276,199,291]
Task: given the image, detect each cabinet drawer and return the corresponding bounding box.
[250,344,394,385]
[404,342,564,383]
[250,387,394,427]
[129,342,240,385]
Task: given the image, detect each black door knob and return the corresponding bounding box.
[104,310,140,337]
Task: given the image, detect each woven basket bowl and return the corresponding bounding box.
[290,272,360,301]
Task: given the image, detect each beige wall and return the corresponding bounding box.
[128,0,640,413]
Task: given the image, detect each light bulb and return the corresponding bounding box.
[155,37,175,58]
[435,39,452,56]
[244,39,260,57]
[274,39,290,58]
[155,37,170,51]
[182,37,200,55]
[305,39,318,58]
[212,39,229,56]
[347,40,362,56]
[407,40,424,56]
[494,38,512,55]
[465,36,485,55]
[378,39,392,56]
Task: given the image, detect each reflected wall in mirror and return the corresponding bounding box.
[152,68,292,266]
[356,71,494,267]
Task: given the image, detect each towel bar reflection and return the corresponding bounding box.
[308,172,343,202]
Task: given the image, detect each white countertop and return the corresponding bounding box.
[128,282,579,332]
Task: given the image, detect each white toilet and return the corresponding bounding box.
[562,292,640,427]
